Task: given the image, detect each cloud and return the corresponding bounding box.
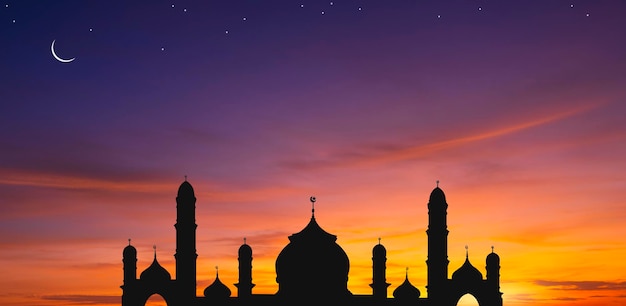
[40,295,119,305]
[279,101,606,171]
[534,280,626,291]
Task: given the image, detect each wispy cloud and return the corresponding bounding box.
[280,101,606,171]
[535,280,626,291]
[40,295,119,305]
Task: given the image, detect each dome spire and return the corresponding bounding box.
[184,175,187,181]
[128,238,131,246]
[153,244,157,259]
[310,196,316,217]
[436,180,439,187]
[244,237,247,245]
[465,245,469,259]
[491,245,494,253]
[378,237,381,245]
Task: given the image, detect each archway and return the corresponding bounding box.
[456,293,479,306]
[144,293,168,306]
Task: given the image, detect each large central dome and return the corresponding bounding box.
[275,213,351,300]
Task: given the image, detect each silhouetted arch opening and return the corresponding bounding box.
[144,294,168,306]
[456,293,480,306]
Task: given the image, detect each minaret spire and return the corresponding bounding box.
[465,245,469,258]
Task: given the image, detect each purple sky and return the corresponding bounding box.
[1,1,626,306]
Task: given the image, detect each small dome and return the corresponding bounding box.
[204,273,231,299]
[123,244,136,258]
[429,186,446,203]
[239,243,252,257]
[140,255,171,282]
[177,180,195,198]
[486,251,500,266]
[452,257,483,282]
[373,243,386,257]
[393,272,421,299]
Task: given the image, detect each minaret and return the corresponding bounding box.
[486,246,503,305]
[426,180,449,300]
[235,237,255,298]
[370,237,390,299]
[175,178,197,299]
[122,239,137,284]
[121,239,137,306]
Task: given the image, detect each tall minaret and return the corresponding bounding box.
[426,181,449,300]
[235,237,255,298]
[486,246,503,306]
[370,238,390,299]
[175,178,197,299]
[121,239,137,306]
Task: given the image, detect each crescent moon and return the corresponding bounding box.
[51,40,75,63]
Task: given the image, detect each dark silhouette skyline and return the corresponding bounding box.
[122,180,502,306]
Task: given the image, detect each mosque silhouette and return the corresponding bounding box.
[121,180,503,306]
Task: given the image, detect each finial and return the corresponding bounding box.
[184,175,187,181]
[491,246,494,253]
[215,265,219,277]
[153,244,157,258]
[436,180,440,187]
[465,245,469,258]
[243,237,247,245]
[378,237,381,245]
[310,196,316,216]
[405,267,409,278]
[128,238,131,246]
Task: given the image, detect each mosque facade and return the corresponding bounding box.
[120,180,503,306]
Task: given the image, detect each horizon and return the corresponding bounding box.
[2,1,626,306]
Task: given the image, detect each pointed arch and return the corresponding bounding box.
[143,293,168,306]
[456,293,480,306]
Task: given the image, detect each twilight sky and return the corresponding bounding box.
[1,1,626,306]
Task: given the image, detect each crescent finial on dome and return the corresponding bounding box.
[310,196,316,216]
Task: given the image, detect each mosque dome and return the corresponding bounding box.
[177,180,195,198]
[373,242,386,257]
[275,211,351,298]
[140,253,171,282]
[239,242,252,257]
[452,256,483,283]
[393,272,421,299]
[123,243,136,258]
[487,251,500,266]
[204,271,231,299]
[429,186,446,203]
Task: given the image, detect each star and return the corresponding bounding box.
[12,19,15,23]
[330,2,334,5]
[161,47,165,51]
[243,17,246,21]
[225,30,229,34]
[437,14,441,18]
[89,28,93,32]
[171,4,174,8]
[5,4,8,8]
[586,13,590,17]
[183,8,187,12]
[321,11,325,15]
[570,4,574,8]
[300,4,304,8]
[358,7,362,11]
[478,7,482,11]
